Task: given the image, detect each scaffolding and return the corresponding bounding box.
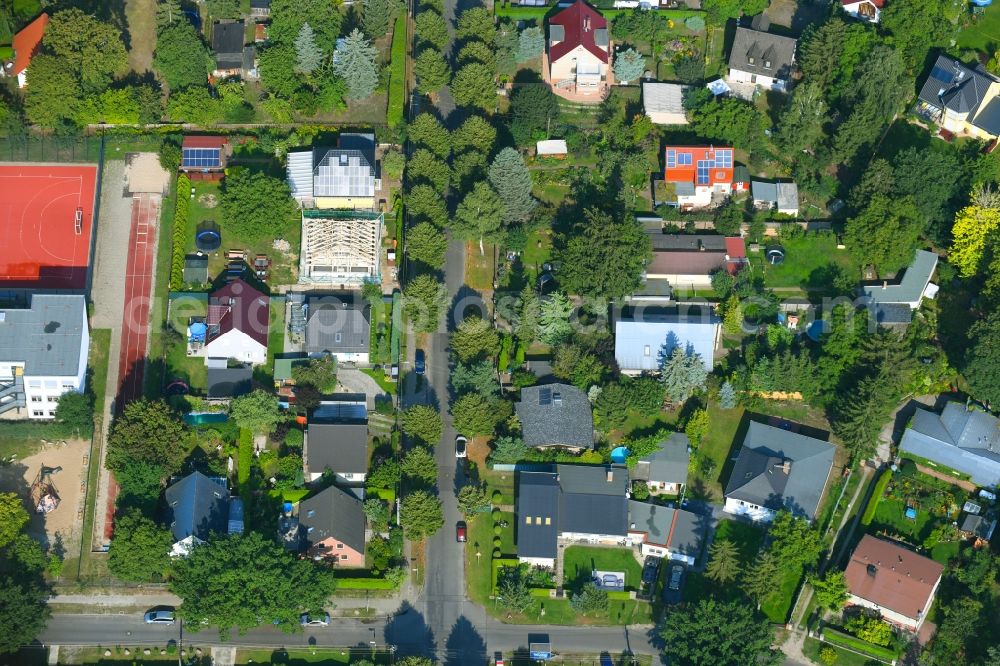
[298,209,383,285]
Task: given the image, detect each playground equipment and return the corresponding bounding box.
[30,465,61,514]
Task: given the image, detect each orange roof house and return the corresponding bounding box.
[9,13,49,88]
[662,146,735,209]
[844,535,943,631]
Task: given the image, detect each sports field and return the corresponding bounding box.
[0,164,98,289]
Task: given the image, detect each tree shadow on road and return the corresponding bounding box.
[385,601,435,659]
[443,615,487,666]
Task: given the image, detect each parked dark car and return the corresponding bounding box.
[415,349,426,374]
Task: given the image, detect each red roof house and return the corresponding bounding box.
[203,279,270,365]
[845,536,942,630]
[546,1,610,98]
[10,13,49,87]
[663,146,735,208]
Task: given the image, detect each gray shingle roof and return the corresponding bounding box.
[207,365,253,399]
[918,55,996,116]
[516,384,594,449]
[307,399,368,476]
[632,433,690,485]
[900,402,1000,486]
[213,21,245,69]
[860,250,938,306]
[627,501,703,558]
[557,464,629,536]
[973,97,1000,135]
[0,295,86,376]
[313,133,377,199]
[298,484,366,554]
[724,421,835,521]
[165,472,230,543]
[516,472,561,559]
[305,298,371,354]
[729,27,796,82]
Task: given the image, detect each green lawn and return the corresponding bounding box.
[752,231,857,292]
[759,563,802,624]
[267,298,286,367]
[958,3,1000,51]
[803,637,876,666]
[563,546,643,592]
[360,368,397,395]
[237,648,391,665]
[465,241,495,290]
[183,180,300,285]
[689,403,744,500]
[683,520,765,605]
[522,227,553,270]
[466,512,496,606]
[498,510,516,555]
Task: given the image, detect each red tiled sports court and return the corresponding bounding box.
[0,164,97,289]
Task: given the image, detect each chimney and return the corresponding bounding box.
[606,467,614,483]
[584,16,591,31]
[782,460,791,475]
[882,280,888,290]
[698,239,705,251]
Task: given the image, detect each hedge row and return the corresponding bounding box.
[169,174,191,289]
[606,590,632,600]
[860,468,892,526]
[337,577,398,590]
[387,14,407,129]
[0,420,80,441]
[822,628,899,662]
[529,587,553,598]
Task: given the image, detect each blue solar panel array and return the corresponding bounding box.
[182,148,222,168]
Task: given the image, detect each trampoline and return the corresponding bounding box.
[165,380,190,396]
[806,320,830,342]
[610,446,630,464]
[196,221,221,252]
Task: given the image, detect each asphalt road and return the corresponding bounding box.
[38,612,661,660]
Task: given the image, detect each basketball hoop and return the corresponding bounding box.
[74,207,83,235]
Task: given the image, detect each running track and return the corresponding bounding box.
[104,193,158,541]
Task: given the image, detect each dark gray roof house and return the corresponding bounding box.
[212,21,245,71]
[515,383,594,450]
[305,397,369,480]
[860,250,938,315]
[207,365,253,400]
[900,402,1000,486]
[165,472,232,552]
[516,472,561,562]
[183,254,209,284]
[724,421,836,522]
[728,26,797,84]
[917,55,1000,136]
[298,484,367,555]
[305,297,371,356]
[516,465,629,564]
[628,501,704,563]
[632,433,690,488]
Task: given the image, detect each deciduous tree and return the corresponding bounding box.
[44,9,128,93]
[660,599,780,666]
[401,446,438,485]
[768,511,823,571]
[811,571,848,610]
[452,393,509,436]
[108,510,172,582]
[400,490,445,539]
[107,400,189,477]
[170,531,336,638]
[269,0,343,48]
[362,0,401,38]
[510,84,559,146]
[844,195,921,274]
[406,222,448,268]
[451,317,500,363]
[558,208,651,299]
[415,10,449,50]
[166,85,224,125]
[405,184,448,227]
[0,493,28,549]
[456,7,495,43]
[290,355,338,393]
[221,167,298,240]
[408,112,451,158]
[451,62,496,111]
[455,182,504,254]
[415,48,451,94]
[457,484,489,515]
[950,192,1000,278]
[401,405,443,445]
[407,148,451,193]
[154,21,211,90]
[229,390,283,435]
[403,274,447,333]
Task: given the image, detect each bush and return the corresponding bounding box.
[387,14,407,129]
[493,548,501,558]
[494,524,502,535]
[284,427,303,449]
[169,175,191,289]
[823,628,898,661]
[492,491,503,503]
[493,536,501,547]
[861,469,892,526]
[492,508,501,520]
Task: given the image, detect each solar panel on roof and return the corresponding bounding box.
[182,147,222,168]
[539,387,552,405]
[930,65,956,84]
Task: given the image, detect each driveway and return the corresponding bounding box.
[336,367,389,409]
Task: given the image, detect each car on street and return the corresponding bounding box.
[300,613,330,627]
[415,349,425,374]
[455,435,468,458]
[494,653,505,666]
[456,520,467,542]
[143,609,175,625]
